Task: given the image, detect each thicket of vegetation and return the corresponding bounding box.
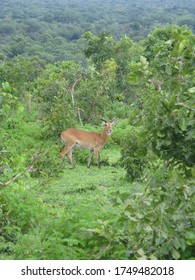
[0,0,195,260]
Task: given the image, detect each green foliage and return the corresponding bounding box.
[0,22,16,35]
[0,163,127,260]
[143,25,195,172]
[85,168,195,260]
[142,88,195,172]
[109,102,132,119]
[0,82,18,122]
[0,185,44,233]
[1,0,195,62]
[32,142,64,178]
[84,33,143,102]
[76,75,113,123]
[122,168,195,260]
[34,61,82,136]
[84,31,115,70]
[0,81,63,186]
[121,25,195,177]
[121,127,148,181]
[0,56,45,89]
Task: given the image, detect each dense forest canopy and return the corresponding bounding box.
[0,0,195,62]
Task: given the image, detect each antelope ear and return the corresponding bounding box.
[100,117,108,126]
[111,118,116,125]
[102,120,107,126]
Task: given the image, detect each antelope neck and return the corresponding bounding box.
[101,128,111,142]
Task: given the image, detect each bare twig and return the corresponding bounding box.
[70,78,81,106]
[177,102,195,112]
[0,150,42,187]
[0,165,34,186]
[77,108,84,126]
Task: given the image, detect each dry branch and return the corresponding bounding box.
[0,165,34,186]
[0,150,42,187]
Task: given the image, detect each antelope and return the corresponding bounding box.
[60,118,116,168]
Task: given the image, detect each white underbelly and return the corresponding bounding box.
[74,142,91,150]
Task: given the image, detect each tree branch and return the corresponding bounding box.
[70,78,81,106]
[0,165,34,186]
[0,150,42,187]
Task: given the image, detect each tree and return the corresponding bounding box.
[142,25,195,171]
[0,56,46,112]
[84,31,114,70]
[122,25,195,176]
[9,34,31,57]
[33,61,84,136]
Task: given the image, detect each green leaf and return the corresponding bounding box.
[137,248,146,258]
[124,211,137,221]
[179,118,187,131]
[140,56,148,67]
[186,129,195,140]
[188,87,195,93]
[178,41,185,55]
[128,73,142,85]
[2,82,12,93]
[157,131,165,138]
[185,230,195,240]
[171,248,180,260]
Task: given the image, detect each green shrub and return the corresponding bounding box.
[84,167,195,260]
[32,141,64,178]
[111,119,130,145]
[120,127,148,180]
[0,184,45,242]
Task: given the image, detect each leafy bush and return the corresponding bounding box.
[120,127,148,180]
[144,88,195,174]
[122,168,195,259]
[33,61,80,137]
[111,119,130,145]
[32,141,64,178]
[84,167,195,259]
[108,101,132,119]
[141,25,195,174]
[0,184,45,243]
[120,25,195,177]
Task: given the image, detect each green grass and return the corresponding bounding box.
[36,146,130,230]
[1,145,134,260]
[38,164,127,217]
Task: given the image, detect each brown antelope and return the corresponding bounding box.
[60,118,116,168]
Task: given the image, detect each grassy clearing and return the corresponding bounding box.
[36,145,130,230]
[1,145,135,260]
